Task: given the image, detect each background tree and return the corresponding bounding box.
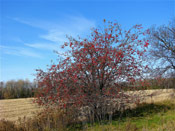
[35,21,150,122]
[0,79,36,99]
[148,19,175,77]
[0,82,4,99]
[4,80,16,99]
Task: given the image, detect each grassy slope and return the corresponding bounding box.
[85,100,175,131]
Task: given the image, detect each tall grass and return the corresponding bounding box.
[0,107,79,131]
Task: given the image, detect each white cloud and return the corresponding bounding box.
[0,45,42,58]
[8,15,96,58]
[25,43,60,51]
[11,17,55,30]
[11,15,96,44]
[11,37,24,43]
[40,16,96,43]
[40,30,67,43]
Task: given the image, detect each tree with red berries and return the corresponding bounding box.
[35,21,149,122]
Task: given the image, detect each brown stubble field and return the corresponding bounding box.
[0,98,42,122]
[0,89,175,123]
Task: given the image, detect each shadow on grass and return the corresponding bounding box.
[112,102,173,121]
[70,101,175,130]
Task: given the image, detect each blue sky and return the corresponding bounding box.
[0,0,174,82]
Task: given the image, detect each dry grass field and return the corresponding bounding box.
[127,89,175,103]
[0,98,41,122]
[0,89,174,123]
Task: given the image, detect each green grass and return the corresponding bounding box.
[84,100,175,131]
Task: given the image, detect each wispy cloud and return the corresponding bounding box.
[40,16,96,43]
[7,15,95,59]
[12,15,96,44]
[25,43,60,51]
[0,45,42,58]
[11,37,24,43]
[11,17,55,30]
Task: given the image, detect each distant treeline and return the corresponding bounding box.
[0,80,37,99]
[123,77,175,91]
[0,77,174,99]
[145,77,175,89]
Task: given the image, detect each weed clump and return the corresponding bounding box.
[0,107,79,131]
[0,119,17,131]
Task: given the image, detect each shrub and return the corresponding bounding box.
[35,20,150,123]
[16,107,78,131]
[0,119,17,131]
[0,107,79,131]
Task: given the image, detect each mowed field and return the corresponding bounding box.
[0,98,41,122]
[0,89,175,123]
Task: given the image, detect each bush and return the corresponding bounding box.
[0,119,17,131]
[35,21,150,124]
[0,107,79,131]
[19,108,79,131]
